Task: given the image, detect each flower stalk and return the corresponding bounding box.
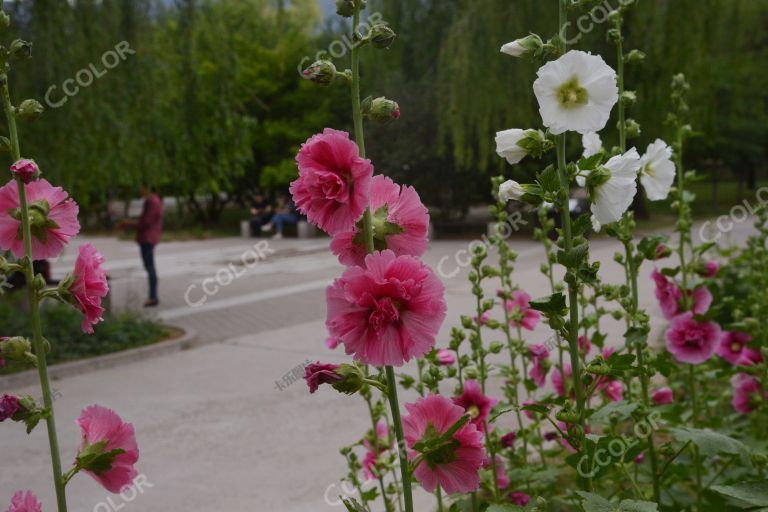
[1,75,68,512]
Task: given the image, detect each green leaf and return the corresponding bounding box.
[537,165,560,194]
[590,400,638,424]
[670,427,749,461]
[710,480,768,507]
[577,491,615,512]
[624,326,649,347]
[618,500,658,512]
[341,497,368,512]
[529,293,567,315]
[577,153,604,172]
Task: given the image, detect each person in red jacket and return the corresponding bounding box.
[135,186,163,307]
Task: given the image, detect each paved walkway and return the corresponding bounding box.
[0,222,755,511]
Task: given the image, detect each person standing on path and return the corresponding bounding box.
[136,186,163,307]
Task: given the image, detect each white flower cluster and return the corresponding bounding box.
[495,47,676,231]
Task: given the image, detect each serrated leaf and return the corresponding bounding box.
[577,491,615,512]
[529,293,567,315]
[537,165,560,194]
[590,400,638,424]
[670,427,749,461]
[618,500,658,511]
[341,497,368,512]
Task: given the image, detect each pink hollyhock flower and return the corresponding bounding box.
[731,374,764,414]
[528,343,550,387]
[326,250,446,366]
[689,286,713,315]
[362,450,378,481]
[304,362,343,393]
[716,331,759,366]
[0,394,20,422]
[701,260,720,278]
[652,387,673,405]
[599,379,623,402]
[651,268,682,320]
[741,348,764,366]
[403,395,486,495]
[453,380,498,431]
[473,312,490,326]
[579,335,591,356]
[635,453,645,464]
[10,159,39,184]
[362,420,391,481]
[7,491,42,512]
[506,291,541,331]
[436,348,456,366]
[552,364,571,397]
[70,244,109,334]
[665,312,721,364]
[485,454,509,489]
[330,175,429,266]
[290,129,373,235]
[76,405,139,493]
[500,431,516,449]
[0,179,80,260]
[510,492,531,506]
[325,337,341,350]
[521,400,536,420]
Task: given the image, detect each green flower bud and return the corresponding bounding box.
[17,99,44,120]
[489,342,504,354]
[0,336,33,361]
[620,91,636,106]
[335,0,357,17]
[368,24,397,50]
[625,118,641,138]
[9,39,32,60]
[362,96,400,123]
[302,60,338,87]
[625,49,646,64]
[331,364,365,395]
[0,11,10,30]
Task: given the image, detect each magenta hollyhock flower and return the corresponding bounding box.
[453,380,498,431]
[290,129,373,235]
[578,335,591,356]
[689,286,713,315]
[326,250,446,366]
[436,348,456,366]
[403,395,486,495]
[528,343,550,387]
[7,491,42,512]
[473,312,490,326]
[665,312,721,364]
[485,454,509,489]
[76,405,139,493]
[510,492,531,506]
[505,291,541,331]
[731,374,764,414]
[552,364,571,397]
[500,431,516,449]
[70,244,109,334]
[599,380,623,402]
[701,260,720,277]
[10,159,39,184]
[652,387,674,405]
[330,175,429,266]
[635,453,645,464]
[0,179,80,260]
[304,362,343,393]
[0,394,20,422]
[651,268,682,320]
[716,331,758,366]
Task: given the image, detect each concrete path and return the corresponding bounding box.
[0,219,755,512]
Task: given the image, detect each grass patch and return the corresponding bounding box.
[0,298,169,375]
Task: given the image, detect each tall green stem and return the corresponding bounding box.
[556,0,588,490]
[1,76,68,512]
[385,366,413,512]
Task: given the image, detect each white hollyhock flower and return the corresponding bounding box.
[499,180,525,202]
[495,129,529,164]
[533,50,619,135]
[639,139,676,201]
[589,148,642,226]
[582,132,603,158]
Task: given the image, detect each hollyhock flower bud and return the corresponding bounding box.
[7,491,42,512]
[655,243,671,260]
[0,179,80,259]
[500,34,543,59]
[9,39,32,59]
[304,362,343,393]
[335,0,359,17]
[652,387,673,405]
[625,49,646,64]
[403,395,486,494]
[0,393,21,421]
[363,96,400,123]
[731,374,765,414]
[699,260,720,278]
[9,159,40,183]
[498,180,525,202]
[0,336,33,362]
[635,453,645,464]
[510,492,531,506]
[16,99,44,120]
[501,431,516,448]
[0,11,10,30]
[436,348,456,366]
[368,24,396,49]
[76,405,139,493]
[301,60,338,87]
[62,244,109,334]
[625,118,641,138]
[665,312,721,364]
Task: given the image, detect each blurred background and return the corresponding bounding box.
[2,0,767,233]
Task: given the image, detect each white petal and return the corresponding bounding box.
[591,177,637,225]
[495,129,528,164]
[605,148,641,179]
[582,132,603,158]
[501,40,525,57]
